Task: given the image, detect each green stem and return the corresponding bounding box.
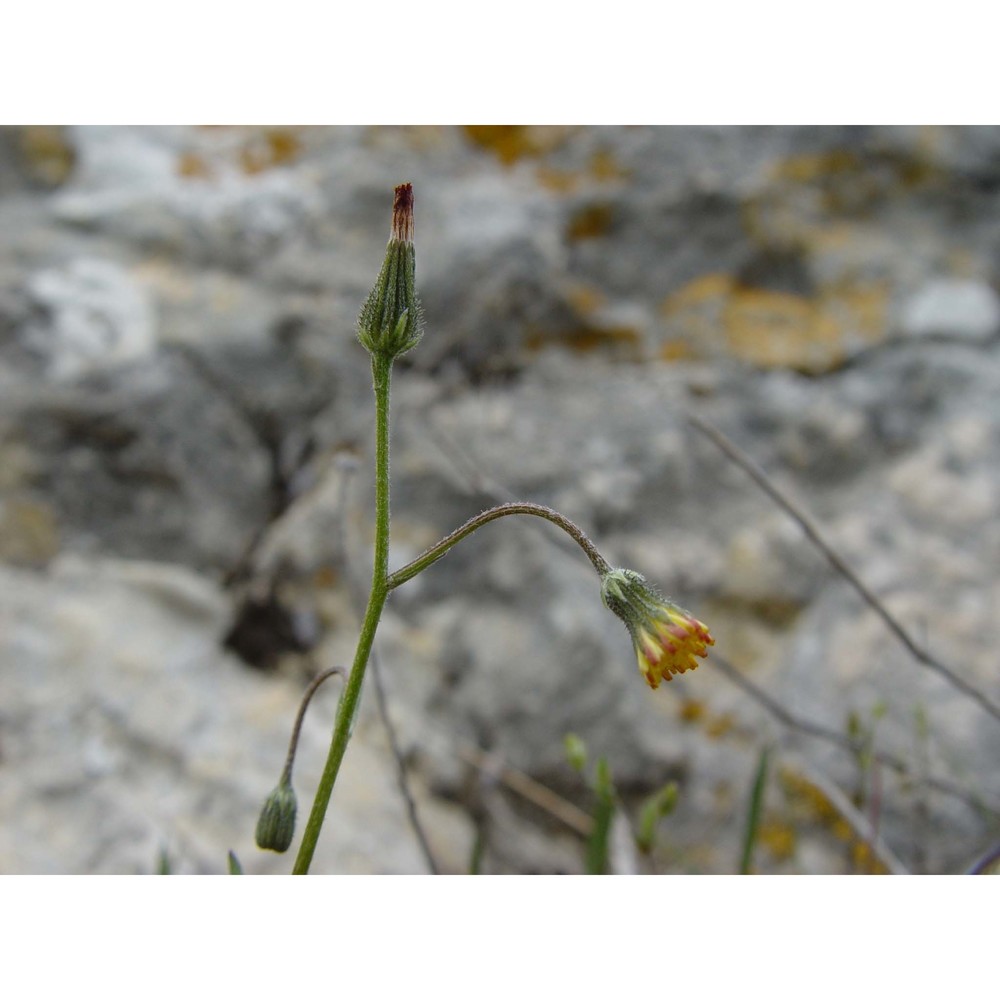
[293,353,393,874]
[279,667,345,787]
[387,502,611,591]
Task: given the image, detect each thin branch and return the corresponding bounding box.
[784,755,910,875]
[369,648,440,874]
[965,841,1000,874]
[712,652,999,816]
[689,413,1000,724]
[333,452,441,874]
[455,741,594,837]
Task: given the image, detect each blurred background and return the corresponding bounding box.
[1,125,998,874]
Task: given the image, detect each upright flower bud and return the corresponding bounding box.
[357,182,424,359]
[255,777,298,853]
[601,568,714,689]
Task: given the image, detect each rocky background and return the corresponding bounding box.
[1,125,998,874]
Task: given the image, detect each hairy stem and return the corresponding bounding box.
[293,353,393,874]
[280,667,346,786]
[387,502,611,591]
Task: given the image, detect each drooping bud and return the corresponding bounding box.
[255,778,298,853]
[357,183,424,359]
[601,568,714,689]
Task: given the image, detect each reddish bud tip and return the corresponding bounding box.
[392,183,414,242]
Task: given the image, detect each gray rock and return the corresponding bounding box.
[20,257,156,381]
[3,126,1000,874]
[0,556,471,874]
[899,279,1000,341]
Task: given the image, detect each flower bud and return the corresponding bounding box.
[255,778,298,853]
[564,732,588,773]
[601,568,714,689]
[636,781,679,854]
[357,183,424,359]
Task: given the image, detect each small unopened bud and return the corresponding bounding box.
[564,732,588,773]
[358,183,424,359]
[255,778,298,853]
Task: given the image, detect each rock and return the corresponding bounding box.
[19,258,155,381]
[0,354,273,571]
[3,126,1000,874]
[0,556,471,874]
[899,279,1000,342]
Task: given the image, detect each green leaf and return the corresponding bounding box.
[739,747,770,875]
[636,781,679,854]
[586,757,616,875]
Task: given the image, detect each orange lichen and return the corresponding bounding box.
[462,125,575,165]
[704,712,735,740]
[773,149,862,185]
[239,128,302,175]
[524,325,642,357]
[659,270,888,374]
[566,203,615,241]
[660,274,735,313]
[177,152,213,180]
[17,126,76,187]
[678,699,706,724]
[535,166,582,193]
[563,283,607,317]
[758,820,797,861]
[722,287,843,371]
[659,338,694,362]
[589,148,630,183]
[851,841,889,875]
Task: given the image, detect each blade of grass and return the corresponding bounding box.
[740,747,770,874]
[586,758,616,875]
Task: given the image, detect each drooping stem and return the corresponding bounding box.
[293,353,393,874]
[387,502,611,591]
[280,667,346,786]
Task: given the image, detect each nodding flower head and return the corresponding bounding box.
[357,183,424,359]
[255,777,298,853]
[601,568,714,689]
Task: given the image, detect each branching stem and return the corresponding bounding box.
[293,353,393,874]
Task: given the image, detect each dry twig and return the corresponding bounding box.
[712,652,999,816]
[689,413,1000,724]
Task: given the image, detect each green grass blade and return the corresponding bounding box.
[740,747,770,875]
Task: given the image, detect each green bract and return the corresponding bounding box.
[255,779,298,853]
[357,183,423,358]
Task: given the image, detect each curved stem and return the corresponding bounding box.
[280,667,346,786]
[293,353,393,874]
[387,502,611,591]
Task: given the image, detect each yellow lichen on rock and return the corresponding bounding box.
[463,125,577,165]
[659,271,888,373]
